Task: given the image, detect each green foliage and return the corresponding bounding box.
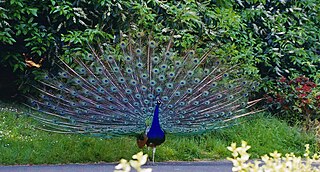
[0,0,255,86]
[266,76,320,126]
[234,0,320,87]
[0,0,319,101]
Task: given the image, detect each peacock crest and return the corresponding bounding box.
[26,32,262,150]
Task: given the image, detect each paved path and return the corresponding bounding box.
[0,161,233,172]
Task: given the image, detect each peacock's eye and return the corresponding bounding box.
[120,41,126,48]
[189,50,195,55]
[149,40,156,48]
[165,52,171,58]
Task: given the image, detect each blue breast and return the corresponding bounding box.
[146,103,165,146]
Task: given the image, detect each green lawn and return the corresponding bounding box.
[0,101,316,165]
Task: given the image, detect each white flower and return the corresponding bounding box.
[130,152,152,172]
[114,159,131,172]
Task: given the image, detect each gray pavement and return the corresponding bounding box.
[0,161,233,172]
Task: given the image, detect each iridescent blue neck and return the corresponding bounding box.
[150,103,161,129]
[147,103,164,138]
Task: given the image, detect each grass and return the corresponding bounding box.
[0,101,317,165]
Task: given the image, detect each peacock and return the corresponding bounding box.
[26,32,263,162]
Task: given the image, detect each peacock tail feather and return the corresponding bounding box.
[26,32,263,138]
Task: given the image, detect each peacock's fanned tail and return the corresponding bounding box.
[26,33,262,137]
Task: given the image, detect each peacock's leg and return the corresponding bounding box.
[147,146,150,161]
[152,147,156,163]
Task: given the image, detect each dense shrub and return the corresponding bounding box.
[0,1,231,91]
[234,0,320,84]
[0,0,319,102]
[266,76,320,126]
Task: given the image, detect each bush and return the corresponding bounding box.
[1,0,319,101]
[1,0,251,94]
[266,76,320,126]
[234,0,320,85]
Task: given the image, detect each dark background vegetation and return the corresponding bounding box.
[0,0,319,120]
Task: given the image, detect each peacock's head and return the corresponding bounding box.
[155,94,162,105]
